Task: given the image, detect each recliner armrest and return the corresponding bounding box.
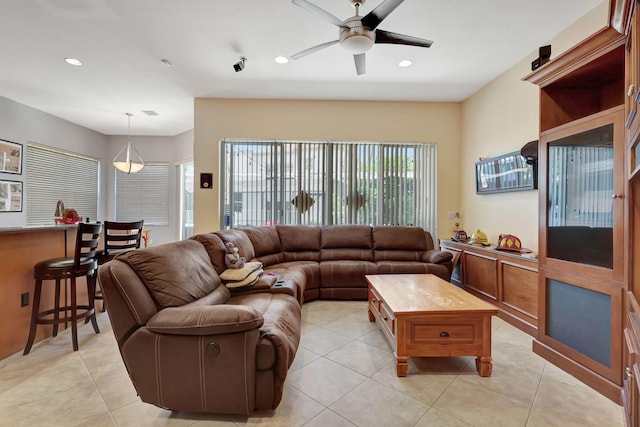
[147,305,264,335]
[423,250,453,265]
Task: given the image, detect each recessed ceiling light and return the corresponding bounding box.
[398,59,413,68]
[64,58,82,66]
[274,56,289,64]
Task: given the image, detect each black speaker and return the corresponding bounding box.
[531,45,551,71]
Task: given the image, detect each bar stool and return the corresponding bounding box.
[23,222,103,355]
[94,220,144,311]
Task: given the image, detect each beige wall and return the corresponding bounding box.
[194,99,461,236]
[193,2,609,247]
[460,1,609,252]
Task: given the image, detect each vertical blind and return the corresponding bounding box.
[220,140,437,235]
[116,163,169,225]
[26,144,99,226]
[548,145,614,228]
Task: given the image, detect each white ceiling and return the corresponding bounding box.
[0,0,605,136]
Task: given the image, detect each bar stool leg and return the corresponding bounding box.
[52,279,61,337]
[87,272,100,334]
[24,279,43,355]
[70,276,78,351]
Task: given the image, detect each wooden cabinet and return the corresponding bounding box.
[439,239,538,337]
[524,15,627,404]
[624,294,640,427]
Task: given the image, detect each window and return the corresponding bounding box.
[220,140,437,234]
[116,163,169,225]
[179,161,194,239]
[26,144,99,226]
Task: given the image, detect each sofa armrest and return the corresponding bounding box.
[423,249,453,265]
[147,305,264,335]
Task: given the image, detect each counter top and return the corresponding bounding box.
[0,224,78,235]
[439,238,538,262]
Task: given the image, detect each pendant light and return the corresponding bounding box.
[113,113,144,174]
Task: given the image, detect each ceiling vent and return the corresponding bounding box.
[142,110,158,116]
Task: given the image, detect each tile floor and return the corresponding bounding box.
[0,300,625,427]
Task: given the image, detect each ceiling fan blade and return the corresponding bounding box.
[375,29,433,48]
[361,0,405,30]
[354,53,366,75]
[290,40,339,60]
[292,0,347,28]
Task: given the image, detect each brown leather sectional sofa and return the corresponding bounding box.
[98,225,451,414]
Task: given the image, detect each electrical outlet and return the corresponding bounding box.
[447,211,456,220]
[21,292,29,307]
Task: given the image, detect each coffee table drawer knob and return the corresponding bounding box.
[383,316,388,321]
[439,331,450,338]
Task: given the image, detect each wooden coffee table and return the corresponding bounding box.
[366,274,499,377]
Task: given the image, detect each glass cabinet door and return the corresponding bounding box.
[547,123,614,269]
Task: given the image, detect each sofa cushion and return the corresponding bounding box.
[373,226,428,261]
[320,260,378,288]
[320,225,373,261]
[119,240,224,309]
[277,225,320,261]
[190,233,227,274]
[146,305,264,335]
[240,226,285,266]
[215,229,256,261]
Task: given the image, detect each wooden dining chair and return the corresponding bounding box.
[94,220,144,310]
[24,222,103,354]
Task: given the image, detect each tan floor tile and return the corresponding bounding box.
[303,409,356,427]
[330,378,428,427]
[356,328,392,352]
[527,374,624,427]
[110,400,202,427]
[325,340,393,376]
[286,358,367,406]
[433,377,531,426]
[298,326,353,355]
[289,346,322,372]
[415,408,473,427]
[370,357,467,406]
[230,384,324,426]
[322,311,378,339]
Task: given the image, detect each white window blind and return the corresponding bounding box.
[116,163,169,225]
[220,140,437,235]
[26,144,99,226]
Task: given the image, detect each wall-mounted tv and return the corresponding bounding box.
[475,151,537,194]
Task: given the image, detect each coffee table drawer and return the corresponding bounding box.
[379,302,395,333]
[413,323,475,344]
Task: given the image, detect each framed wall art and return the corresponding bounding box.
[0,139,23,175]
[0,180,23,212]
[475,151,537,194]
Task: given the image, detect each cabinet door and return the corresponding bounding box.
[627,2,640,140]
[540,108,625,283]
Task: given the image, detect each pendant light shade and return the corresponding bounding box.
[113,113,144,174]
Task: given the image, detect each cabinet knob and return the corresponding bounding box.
[629,84,636,97]
[626,367,633,380]
[382,316,388,321]
[440,331,450,338]
[612,194,625,199]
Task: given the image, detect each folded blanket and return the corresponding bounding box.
[220,261,263,282]
[224,269,264,289]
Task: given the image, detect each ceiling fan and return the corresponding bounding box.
[290,0,433,75]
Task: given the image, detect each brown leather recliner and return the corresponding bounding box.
[98,239,301,414]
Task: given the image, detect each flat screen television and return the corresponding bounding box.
[475,151,537,194]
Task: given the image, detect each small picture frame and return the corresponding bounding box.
[0,139,23,175]
[0,180,23,212]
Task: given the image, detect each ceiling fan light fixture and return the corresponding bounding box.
[340,33,374,53]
